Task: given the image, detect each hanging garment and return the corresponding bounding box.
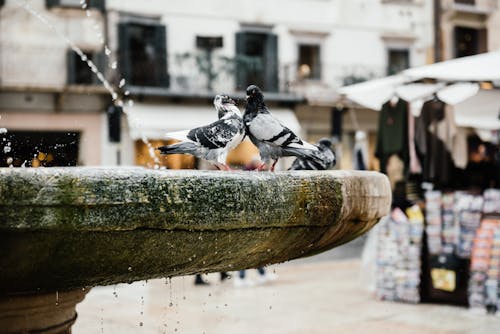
[433,105,468,169]
[375,98,409,174]
[415,98,456,187]
[353,131,369,170]
[407,104,422,174]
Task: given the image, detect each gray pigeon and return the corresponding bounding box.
[157,95,245,170]
[288,138,336,170]
[244,85,321,171]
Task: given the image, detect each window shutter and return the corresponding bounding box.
[118,23,131,84]
[66,49,76,85]
[478,28,488,54]
[264,33,278,92]
[154,24,169,87]
[92,50,106,85]
[89,0,105,12]
[235,32,248,91]
[46,0,60,8]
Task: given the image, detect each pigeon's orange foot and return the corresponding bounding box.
[256,163,268,171]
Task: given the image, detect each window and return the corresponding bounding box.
[235,31,278,92]
[67,50,105,85]
[119,22,169,88]
[298,44,321,80]
[454,26,487,58]
[387,49,409,75]
[46,0,105,11]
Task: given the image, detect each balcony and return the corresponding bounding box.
[445,0,498,15]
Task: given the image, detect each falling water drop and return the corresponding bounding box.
[124,90,130,96]
[111,61,117,69]
[0,128,7,134]
[119,78,126,88]
[4,146,11,154]
[128,266,132,271]
[139,322,144,327]
[105,46,111,55]
[127,99,134,107]
[55,291,59,306]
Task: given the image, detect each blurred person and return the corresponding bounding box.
[233,268,277,287]
[194,272,230,286]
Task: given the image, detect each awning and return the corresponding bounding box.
[403,50,500,81]
[454,89,500,131]
[337,75,408,111]
[125,103,302,140]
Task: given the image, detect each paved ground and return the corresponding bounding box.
[73,239,500,334]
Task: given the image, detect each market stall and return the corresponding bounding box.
[342,51,500,313]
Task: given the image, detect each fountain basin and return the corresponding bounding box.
[0,168,390,294]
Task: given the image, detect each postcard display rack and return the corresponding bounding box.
[375,206,424,303]
[468,189,500,314]
[376,188,500,309]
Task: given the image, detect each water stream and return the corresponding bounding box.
[6,0,161,168]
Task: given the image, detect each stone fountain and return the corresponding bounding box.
[0,167,390,333]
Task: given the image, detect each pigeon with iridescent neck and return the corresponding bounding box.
[244,85,321,171]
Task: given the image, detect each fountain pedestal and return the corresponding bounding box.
[0,168,391,332]
[0,290,87,334]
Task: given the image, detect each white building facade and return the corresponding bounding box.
[0,0,439,169]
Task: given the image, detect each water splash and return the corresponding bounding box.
[17,0,161,169]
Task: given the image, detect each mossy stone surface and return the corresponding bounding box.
[0,168,390,294]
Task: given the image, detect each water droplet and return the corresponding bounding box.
[124,90,130,96]
[139,322,143,327]
[127,99,134,107]
[267,248,271,252]
[111,61,117,69]
[4,147,12,154]
[86,10,91,17]
[105,46,111,55]
[119,78,126,88]
[81,55,87,62]
[182,296,186,300]
[128,266,132,271]
[169,302,174,307]
[0,128,7,134]
[269,305,273,310]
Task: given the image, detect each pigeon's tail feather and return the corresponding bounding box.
[165,130,190,141]
[157,142,198,155]
[288,141,318,151]
[282,146,319,160]
[283,147,330,169]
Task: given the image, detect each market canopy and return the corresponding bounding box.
[403,50,500,82]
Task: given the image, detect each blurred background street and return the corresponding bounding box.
[74,239,500,334]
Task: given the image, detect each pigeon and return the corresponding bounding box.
[288,138,336,170]
[244,84,321,171]
[157,95,245,170]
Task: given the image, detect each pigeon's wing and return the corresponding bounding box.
[187,117,242,149]
[248,113,302,147]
